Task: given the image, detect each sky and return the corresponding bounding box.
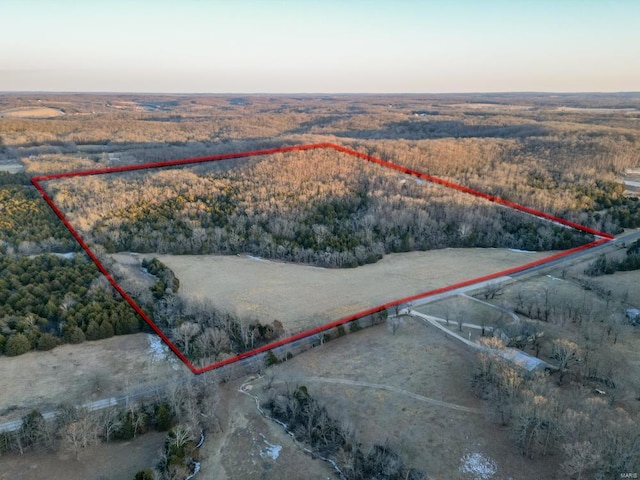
[1,0,639,93]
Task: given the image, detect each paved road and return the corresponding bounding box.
[511,229,640,279]
[409,229,640,310]
[0,397,119,433]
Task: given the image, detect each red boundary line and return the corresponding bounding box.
[31,143,613,375]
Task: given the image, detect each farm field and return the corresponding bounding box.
[0,333,188,425]
[149,248,551,332]
[0,245,547,425]
[234,319,559,479]
[0,107,65,118]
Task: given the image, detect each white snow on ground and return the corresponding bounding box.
[546,274,566,281]
[147,334,170,362]
[509,249,535,254]
[259,434,282,460]
[246,255,270,262]
[147,334,181,369]
[140,267,154,277]
[459,452,498,480]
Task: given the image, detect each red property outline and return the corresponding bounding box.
[31,143,614,374]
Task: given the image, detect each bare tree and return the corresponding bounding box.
[604,312,624,345]
[456,310,464,333]
[512,385,562,459]
[482,281,504,300]
[551,339,581,385]
[195,327,231,359]
[561,441,601,480]
[60,408,99,460]
[542,285,558,322]
[99,407,122,443]
[172,322,201,356]
[492,362,524,425]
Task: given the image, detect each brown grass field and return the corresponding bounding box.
[239,319,559,479]
[3,245,638,479]
[149,248,551,332]
[0,334,189,425]
[0,107,65,118]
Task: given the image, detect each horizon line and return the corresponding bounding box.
[2,90,640,96]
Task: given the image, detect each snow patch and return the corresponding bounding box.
[247,255,270,263]
[184,461,200,480]
[140,267,154,277]
[509,249,535,254]
[259,434,282,460]
[459,452,497,480]
[147,334,177,367]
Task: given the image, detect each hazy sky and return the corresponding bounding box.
[1,0,638,93]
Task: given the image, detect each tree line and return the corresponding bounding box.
[136,260,285,364]
[584,239,640,276]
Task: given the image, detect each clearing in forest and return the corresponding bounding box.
[31,143,612,374]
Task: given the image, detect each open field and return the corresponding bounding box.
[0,333,189,425]
[0,107,65,118]
[147,248,552,332]
[238,319,559,479]
[0,432,165,480]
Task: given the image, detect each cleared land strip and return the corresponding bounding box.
[273,376,482,414]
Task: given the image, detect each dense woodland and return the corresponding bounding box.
[0,172,141,356]
[48,149,593,269]
[0,254,142,356]
[0,172,79,255]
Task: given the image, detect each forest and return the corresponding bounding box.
[1,92,638,358]
[0,254,142,356]
[0,172,79,255]
[46,148,594,269]
[0,171,142,356]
